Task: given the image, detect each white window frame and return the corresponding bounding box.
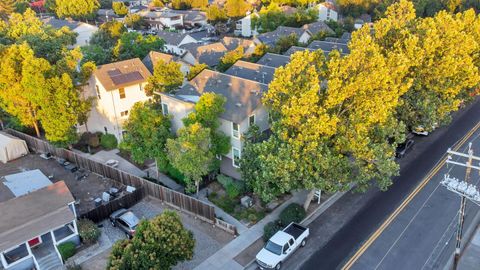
[232,147,241,168]
[161,103,169,116]
[232,122,240,139]
[249,114,255,127]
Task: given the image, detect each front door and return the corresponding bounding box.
[28,237,42,248]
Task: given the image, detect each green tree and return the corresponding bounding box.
[187,63,208,80]
[124,14,146,30]
[107,211,194,270]
[271,33,298,54]
[252,3,286,33]
[182,92,230,159]
[191,0,208,9]
[284,8,318,27]
[217,46,244,72]
[113,32,165,61]
[167,123,214,194]
[112,2,128,16]
[151,0,164,7]
[54,0,100,20]
[171,0,191,10]
[121,101,172,173]
[0,0,15,20]
[206,5,228,23]
[81,44,112,65]
[225,0,251,18]
[145,59,183,94]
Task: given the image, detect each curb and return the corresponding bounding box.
[243,190,349,269]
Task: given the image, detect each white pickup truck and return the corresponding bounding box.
[256,223,309,270]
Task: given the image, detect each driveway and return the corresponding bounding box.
[86,197,234,269]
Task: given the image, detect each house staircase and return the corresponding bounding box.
[36,253,62,270]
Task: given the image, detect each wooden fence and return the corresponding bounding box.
[80,186,146,223]
[7,129,221,229]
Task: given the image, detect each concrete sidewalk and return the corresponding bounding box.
[458,224,480,270]
[194,190,308,270]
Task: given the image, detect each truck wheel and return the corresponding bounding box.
[301,239,307,247]
[275,262,281,270]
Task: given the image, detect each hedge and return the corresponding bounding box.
[78,219,100,245]
[279,203,306,226]
[58,242,76,261]
[100,134,118,149]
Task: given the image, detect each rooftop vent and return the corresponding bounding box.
[235,103,242,107]
[228,83,232,86]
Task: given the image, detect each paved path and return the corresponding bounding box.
[299,99,480,270]
[77,149,146,178]
[194,190,308,270]
[144,165,184,192]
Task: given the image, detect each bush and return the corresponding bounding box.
[263,221,282,241]
[279,203,306,226]
[58,242,76,261]
[159,161,186,185]
[78,219,100,245]
[209,194,237,214]
[100,134,118,149]
[217,175,244,199]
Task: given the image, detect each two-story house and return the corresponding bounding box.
[316,2,338,22]
[0,170,79,270]
[80,58,152,141]
[158,69,269,179]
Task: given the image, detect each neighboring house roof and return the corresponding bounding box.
[174,69,268,123]
[256,26,305,46]
[0,181,75,252]
[188,30,211,42]
[319,2,337,11]
[280,6,298,15]
[224,60,276,84]
[172,9,207,23]
[42,17,81,30]
[257,53,291,68]
[181,42,228,67]
[283,46,307,56]
[302,21,334,36]
[307,40,350,54]
[341,32,352,40]
[221,36,256,52]
[142,51,174,72]
[94,58,151,91]
[324,37,350,44]
[157,30,189,46]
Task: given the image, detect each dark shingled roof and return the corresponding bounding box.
[256,53,290,68]
[42,17,80,30]
[307,40,350,54]
[142,51,175,72]
[174,69,268,123]
[283,46,307,56]
[94,58,151,91]
[188,30,210,42]
[302,21,334,36]
[181,42,227,67]
[157,30,189,46]
[221,36,256,52]
[224,61,276,84]
[256,26,305,46]
[324,37,350,44]
[0,181,75,252]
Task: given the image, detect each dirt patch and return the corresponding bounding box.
[234,237,264,266]
[0,154,124,214]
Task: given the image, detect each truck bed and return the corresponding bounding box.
[283,223,307,240]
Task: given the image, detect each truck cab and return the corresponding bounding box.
[256,223,309,270]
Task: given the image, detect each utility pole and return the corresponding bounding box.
[443,143,480,269]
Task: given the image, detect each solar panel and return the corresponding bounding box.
[111,71,144,85]
[107,69,122,77]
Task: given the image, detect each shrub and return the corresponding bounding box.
[78,219,100,245]
[263,221,282,241]
[217,175,244,199]
[159,161,186,185]
[209,194,236,214]
[58,242,76,261]
[279,203,306,226]
[100,134,118,149]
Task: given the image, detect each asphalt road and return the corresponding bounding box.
[295,99,480,270]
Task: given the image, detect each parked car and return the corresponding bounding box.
[105,159,119,168]
[256,223,309,270]
[109,209,140,239]
[396,139,414,158]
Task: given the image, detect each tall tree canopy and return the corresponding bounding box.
[120,101,172,168]
[167,123,214,194]
[225,0,251,18]
[112,32,165,61]
[112,2,128,16]
[54,0,100,20]
[107,211,195,270]
[0,0,15,20]
[145,59,183,94]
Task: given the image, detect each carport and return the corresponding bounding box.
[0,132,28,163]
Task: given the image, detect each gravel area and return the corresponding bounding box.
[91,197,234,269]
